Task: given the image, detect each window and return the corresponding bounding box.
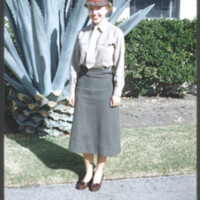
[130,0,180,18]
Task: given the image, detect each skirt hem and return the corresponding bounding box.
[69,140,121,157]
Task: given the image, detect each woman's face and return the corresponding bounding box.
[88,6,109,25]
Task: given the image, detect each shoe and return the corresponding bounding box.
[76,172,94,190]
[76,179,92,190]
[90,175,104,192]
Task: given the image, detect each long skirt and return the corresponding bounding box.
[68,66,120,156]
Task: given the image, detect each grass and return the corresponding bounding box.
[5,124,196,188]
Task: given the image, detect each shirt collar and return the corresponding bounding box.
[91,18,108,33]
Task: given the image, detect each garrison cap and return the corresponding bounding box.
[84,0,112,9]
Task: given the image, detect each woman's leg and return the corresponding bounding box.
[82,153,94,182]
[92,155,106,183]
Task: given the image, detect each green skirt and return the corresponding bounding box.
[68,67,120,156]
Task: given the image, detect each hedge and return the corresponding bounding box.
[123,19,197,97]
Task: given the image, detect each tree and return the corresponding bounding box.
[4,0,154,136]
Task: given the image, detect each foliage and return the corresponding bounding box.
[124,19,197,96]
[4,0,154,136]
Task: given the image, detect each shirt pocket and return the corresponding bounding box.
[96,42,115,63]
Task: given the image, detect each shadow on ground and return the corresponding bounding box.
[6,133,85,181]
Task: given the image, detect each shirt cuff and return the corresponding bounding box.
[70,83,76,94]
[113,86,122,96]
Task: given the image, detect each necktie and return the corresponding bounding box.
[86,25,98,69]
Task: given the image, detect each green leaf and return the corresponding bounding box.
[5,0,32,78]
[4,47,39,96]
[4,73,27,94]
[44,0,60,80]
[4,28,29,78]
[31,0,53,96]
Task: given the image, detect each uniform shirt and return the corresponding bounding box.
[70,18,125,96]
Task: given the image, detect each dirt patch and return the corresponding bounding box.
[5,94,196,134]
[120,94,196,128]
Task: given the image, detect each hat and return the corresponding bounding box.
[84,0,112,9]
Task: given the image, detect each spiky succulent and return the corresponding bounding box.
[4,0,154,136]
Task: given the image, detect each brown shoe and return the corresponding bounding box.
[90,175,104,192]
[76,179,92,190]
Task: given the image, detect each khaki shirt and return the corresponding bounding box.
[70,19,125,96]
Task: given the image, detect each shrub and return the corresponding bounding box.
[123,19,197,97]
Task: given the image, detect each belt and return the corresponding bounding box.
[80,65,112,70]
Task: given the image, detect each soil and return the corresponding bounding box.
[5,94,197,133]
[120,94,196,128]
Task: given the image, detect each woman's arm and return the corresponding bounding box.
[110,28,125,107]
[69,37,80,106]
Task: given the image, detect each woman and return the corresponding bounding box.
[68,0,125,192]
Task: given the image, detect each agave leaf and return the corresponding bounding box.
[59,0,73,45]
[4,48,38,96]
[5,0,17,22]
[119,4,155,36]
[58,0,66,44]
[4,73,27,94]
[4,1,26,70]
[44,0,59,80]
[64,0,73,30]
[85,17,92,26]
[58,0,66,14]
[11,0,39,82]
[63,84,70,97]
[4,28,29,78]
[34,0,45,16]
[34,0,60,80]
[53,0,88,90]
[109,0,131,24]
[31,0,52,96]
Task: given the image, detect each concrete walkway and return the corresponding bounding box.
[5,174,196,200]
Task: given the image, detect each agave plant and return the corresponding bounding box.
[4,0,154,136]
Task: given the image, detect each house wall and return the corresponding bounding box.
[179,0,197,19]
[113,0,197,20]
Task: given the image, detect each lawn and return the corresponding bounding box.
[4,124,196,187]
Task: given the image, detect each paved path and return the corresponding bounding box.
[5,174,196,200]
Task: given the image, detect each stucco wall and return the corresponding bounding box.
[179,0,197,19]
[113,0,197,20]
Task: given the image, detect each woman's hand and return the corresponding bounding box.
[68,92,76,107]
[110,95,121,107]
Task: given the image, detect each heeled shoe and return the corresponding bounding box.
[76,178,92,190]
[76,172,94,190]
[90,175,104,192]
